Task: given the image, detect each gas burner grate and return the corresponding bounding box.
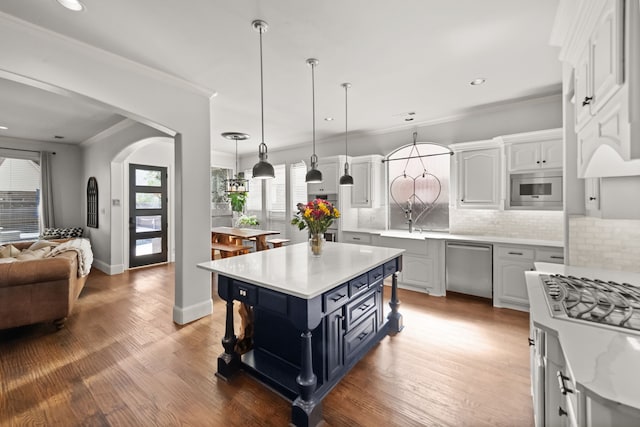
[540,274,640,333]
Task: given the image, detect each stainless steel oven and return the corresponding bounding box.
[313,193,338,242]
[510,172,562,209]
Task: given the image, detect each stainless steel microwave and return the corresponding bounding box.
[510,172,562,209]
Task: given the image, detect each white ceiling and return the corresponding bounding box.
[0,0,562,153]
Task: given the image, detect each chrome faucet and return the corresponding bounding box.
[403,200,413,233]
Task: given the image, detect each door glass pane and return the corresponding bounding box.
[136,169,162,186]
[135,237,162,256]
[136,193,162,209]
[136,215,162,232]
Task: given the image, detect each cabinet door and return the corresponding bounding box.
[584,177,601,214]
[590,0,624,114]
[351,161,371,207]
[574,45,592,132]
[509,142,541,171]
[458,148,500,208]
[308,161,339,195]
[325,307,344,381]
[540,140,563,169]
[402,254,435,291]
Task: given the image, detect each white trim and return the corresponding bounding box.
[173,299,213,325]
[92,258,124,275]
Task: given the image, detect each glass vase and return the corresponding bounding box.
[309,233,325,256]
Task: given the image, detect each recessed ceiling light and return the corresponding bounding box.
[56,0,85,12]
[324,117,334,121]
[0,125,8,130]
[470,78,486,86]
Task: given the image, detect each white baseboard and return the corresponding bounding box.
[173,299,213,325]
[92,259,124,275]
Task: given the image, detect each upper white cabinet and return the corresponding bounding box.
[350,155,383,208]
[501,128,563,172]
[555,0,640,177]
[450,140,502,209]
[307,158,339,195]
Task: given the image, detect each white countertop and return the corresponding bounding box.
[197,242,404,299]
[343,228,563,248]
[526,262,640,410]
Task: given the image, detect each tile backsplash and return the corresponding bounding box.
[569,216,640,273]
[449,209,564,241]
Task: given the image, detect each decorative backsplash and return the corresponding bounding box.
[449,209,564,241]
[569,216,640,272]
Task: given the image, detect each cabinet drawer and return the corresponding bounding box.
[323,284,349,313]
[343,232,371,245]
[258,288,287,315]
[368,266,384,284]
[349,273,369,298]
[232,281,257,305]
[344,312,377,361]
[378,236,428,255]
[497,246,534,261]
[536,249,564,264]
[384,259,398,277]
[345,290,376,330]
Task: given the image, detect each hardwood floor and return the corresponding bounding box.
[0,264,534,427]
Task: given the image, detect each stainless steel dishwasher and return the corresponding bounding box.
[445,242,493,298]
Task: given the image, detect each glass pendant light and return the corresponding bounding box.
[251,20,275,179]
[339,83,354,186]
[222,132,250,192]
[305,58,323,183]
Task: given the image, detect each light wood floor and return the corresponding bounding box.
[0,264,534,427]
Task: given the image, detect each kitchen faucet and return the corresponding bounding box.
[404,200,413,233]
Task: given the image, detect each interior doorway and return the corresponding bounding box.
[129,163,168,267]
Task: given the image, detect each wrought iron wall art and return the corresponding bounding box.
[87,176,98,228]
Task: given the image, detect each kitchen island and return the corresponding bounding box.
[197,242,404,427]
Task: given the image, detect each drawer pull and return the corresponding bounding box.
[357,331,369,341]
[556,371,573,395]
[550,255,564,260]
[239,288,247,297]
[372,273,382,280]
[508,252,523,256]
[353,237,361,240]
[355,282,368,290]
[582,96,593,106]
[358,303,371,312]
[331,293,346,302]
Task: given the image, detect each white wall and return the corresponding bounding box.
[1,13,214,325]
[0,136,83,228]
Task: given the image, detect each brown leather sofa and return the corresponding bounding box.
[0,240,89,330]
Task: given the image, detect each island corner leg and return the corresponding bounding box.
[216,299,240,380]
[387,271,404,334]
[291,330,323,427]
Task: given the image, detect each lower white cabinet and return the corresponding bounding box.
[494,245,564,311]
[341,231,371,245]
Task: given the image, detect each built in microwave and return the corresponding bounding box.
[510,172,562,209]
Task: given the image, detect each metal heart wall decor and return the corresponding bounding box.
[389,172,442,223]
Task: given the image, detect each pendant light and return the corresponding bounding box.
[339,83,354,186]
[221,132,250,192]
[305,58,323,183]
[251,19,275,179]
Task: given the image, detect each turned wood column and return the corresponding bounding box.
[387,271,404,334]
[216,299,240,380]
[291,330,322,427]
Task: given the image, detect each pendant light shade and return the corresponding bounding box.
[251,19,275,179]
[339,82,354,186]
[305,58,323,184]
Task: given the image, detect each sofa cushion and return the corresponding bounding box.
[0,245,20,258]
[41,227,84,240]
[16,247,52,261]
[0,257,16,264]
[29,240,60,251]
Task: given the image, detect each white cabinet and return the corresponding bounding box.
[350,155,382,208]
[449,142,502,209]
[503,129,563,172]
[493,245,564,311]
[374,236,445,296]
[307,159,339,195]
[341,231,371,245]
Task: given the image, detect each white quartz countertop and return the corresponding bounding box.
[197,242,404,299]
[526,262,640,410]
[343,228,563,248]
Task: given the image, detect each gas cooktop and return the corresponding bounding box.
[540,273,640,334]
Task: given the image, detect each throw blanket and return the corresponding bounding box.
[45,238,93,276]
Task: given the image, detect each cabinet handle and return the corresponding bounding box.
[556,371,574,395]
[582,96,593,106]
[461,199,464,202]
[589,196,597,201]
[357,331,369,340]
[508,252,523,256]
[358,303,371,311]
[536,160,541,164]
[558,406,568,417]
[542,160,546,164]
[336,314,344,321]
[353,237,361,241]
[331,293,346,302]
[356,282,368,290]
[550,255,564,260]
[528,338,535,346]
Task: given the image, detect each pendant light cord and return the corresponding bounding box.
[344,84,348,157]
[259,28,265,145]
[311,62,316,159]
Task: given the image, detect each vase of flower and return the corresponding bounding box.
[309,232,324,256]
[291,198,340,257]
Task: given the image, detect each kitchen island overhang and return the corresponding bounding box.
[197,242,405,427]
